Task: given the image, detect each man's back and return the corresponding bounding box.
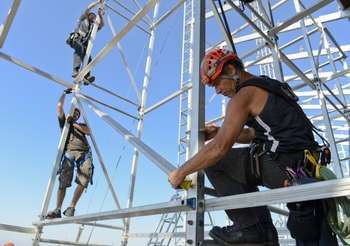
[240,76,318,153]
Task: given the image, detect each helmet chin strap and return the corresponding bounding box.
[217,72,241,92]
[232,73,241,93]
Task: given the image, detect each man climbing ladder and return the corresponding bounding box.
[66,0,105,85]
[46,89,94,218]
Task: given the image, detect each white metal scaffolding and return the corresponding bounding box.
[1,0,350,245]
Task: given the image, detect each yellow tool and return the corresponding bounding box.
[179,179,193,190]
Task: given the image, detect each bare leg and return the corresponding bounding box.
[56,188,66,209]
[69,184,85,208]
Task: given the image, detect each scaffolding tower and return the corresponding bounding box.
[1,0,350,245]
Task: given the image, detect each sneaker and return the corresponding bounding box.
[63,207,75,217]
[209,224,266,246]
[45,208,61,219]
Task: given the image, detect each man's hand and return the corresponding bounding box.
[67,116,74,124]
[168,169,186,189]
[98,8,105,16]
[201,123,219,141]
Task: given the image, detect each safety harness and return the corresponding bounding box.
[58,150,94,186]
[66,18,94,48]
[237,76,329,146]
[237,76,350,243]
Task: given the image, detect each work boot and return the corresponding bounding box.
[83,74,95,85]
[262,222,279,246]
[209,223,266,246]
[72,69,79,78]
[63,207,75,217]
[45,208,61,219]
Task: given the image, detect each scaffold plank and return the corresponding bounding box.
[34,199,193,227]
[40,238,112,246]
[206,178,350,212]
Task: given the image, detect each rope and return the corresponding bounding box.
[86,145,126,243]
[216,0,237,54]
[318,167,350,245]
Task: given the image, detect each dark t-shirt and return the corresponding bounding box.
[242,77,318,153]
[59,115,90,152]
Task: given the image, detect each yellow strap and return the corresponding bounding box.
[304,149,321,179]
[305,150,318,166]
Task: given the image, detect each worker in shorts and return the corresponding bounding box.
[46,89,94,218]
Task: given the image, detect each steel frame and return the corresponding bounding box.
[1,0,350,245]
[0,0,21,48]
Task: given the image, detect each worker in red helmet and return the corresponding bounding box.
[168,48,336,245]
[4,241,15,246]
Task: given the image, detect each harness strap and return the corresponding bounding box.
[237,76,330,147]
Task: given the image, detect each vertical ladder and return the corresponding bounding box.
[147,195,183,246]
[177,0,194,166]
[148,2,195,245]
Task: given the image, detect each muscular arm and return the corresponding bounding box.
[237,127,255,143]
[81,1,100,20]
[98,9,105,30]
[206,126,255,143]
[177,88,255,177]
[57,93,66,121]
[73,123,91,135]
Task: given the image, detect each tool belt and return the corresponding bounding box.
[66,32,79,47]
[284,145,334,242]
[66,32,89,48]
[248,141,331,183]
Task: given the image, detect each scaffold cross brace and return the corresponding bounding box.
[78,95,193,190]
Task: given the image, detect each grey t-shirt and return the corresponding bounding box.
[75,17,92,41]
[59,116,90,152]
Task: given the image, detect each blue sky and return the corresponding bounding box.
[1,0,349,245]
[0,0,187,244]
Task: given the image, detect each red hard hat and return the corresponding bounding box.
[200,48,242,86]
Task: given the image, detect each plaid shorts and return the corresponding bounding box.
[58,150,93,189]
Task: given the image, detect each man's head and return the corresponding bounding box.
[200,48,244,98]
[88,12,96,23]
[72,108,81,122]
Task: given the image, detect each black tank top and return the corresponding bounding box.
[239,77,318,153]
